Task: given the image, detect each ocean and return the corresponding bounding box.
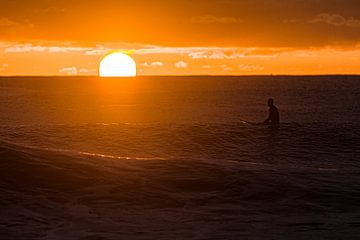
[1,76,360,239]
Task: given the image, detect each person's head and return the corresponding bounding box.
[268,98,274,107]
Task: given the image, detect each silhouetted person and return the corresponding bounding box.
[263,98,279,128]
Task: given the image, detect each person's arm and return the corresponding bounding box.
[263,117,270,124]
[263,109,271,124]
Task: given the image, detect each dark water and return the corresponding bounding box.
[1,76,360,239]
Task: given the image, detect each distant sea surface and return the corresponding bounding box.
[1,76,360,240]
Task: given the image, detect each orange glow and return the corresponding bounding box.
[0,1,360,75]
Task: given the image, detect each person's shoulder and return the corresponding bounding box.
[272,105,279,111]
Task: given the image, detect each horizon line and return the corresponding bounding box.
[1,74,360,78]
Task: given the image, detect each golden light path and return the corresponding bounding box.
[99,52,137,77]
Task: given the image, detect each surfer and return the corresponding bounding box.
[263,98,279,128]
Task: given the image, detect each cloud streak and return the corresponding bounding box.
[190,15,243,24]
[4,43,91,53]
[59,67,77,75]
[0,63,9,71]
[175,61,188,68]
[309,13,360,27]
[0,18,19,27]
[1,40,360,75]
[238,64,264,72]
[142,61,164,67]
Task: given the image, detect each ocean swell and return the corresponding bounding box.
[1,122,360,239]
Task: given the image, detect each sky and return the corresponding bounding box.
[1,0,360,76]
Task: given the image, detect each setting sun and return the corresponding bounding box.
[99,52,137,77]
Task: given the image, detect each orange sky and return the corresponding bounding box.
[1,0,360,75]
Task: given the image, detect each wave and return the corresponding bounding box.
[1,122,360,239]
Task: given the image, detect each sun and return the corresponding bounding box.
[99,52,137,77]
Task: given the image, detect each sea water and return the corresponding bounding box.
[0,76,360,239]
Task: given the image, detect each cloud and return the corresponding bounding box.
[1,42,199,56]
[79,68,90,73]
[32,7,66,13]
[77,68,97,74]
[5,45,46,53]
[85,46,111,56]
[190,15,243,24]
[1,1,360,49]
[0,18,34,29]
[202,65,212,69]
[59,67,77,75]
[283,19,302,24]
[5,43,91,53]
[188,48,284,60]
[238,64,264,72]
[0,18,19,27]
[0,63,9,71]
[221,64,233,72]
[189,49,243,59]
[151,61,164,67]
[309,13,360,27]
[3,41,183,56]
[142,61,164,67]
[134,46,284,59]
[1,42,286,61]
[135,47,190,55]
[48,46,89,53]
[174,61,188,68]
